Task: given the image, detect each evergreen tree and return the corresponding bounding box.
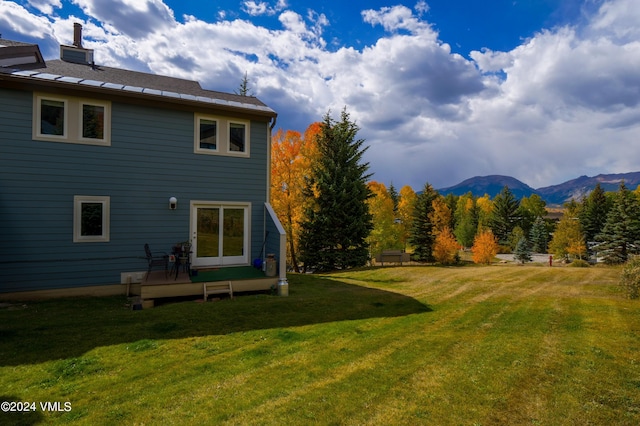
[529,216,548,253]
[514,237,533,264]
[409,183,438,262]
[444,193,458,230]
[579,183,612,243]
[235,71,254,96]
[299,109,373,272]
[596,183,640,264]
[388,182,399,214]
[488,186,520,245]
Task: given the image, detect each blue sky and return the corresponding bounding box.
[1,0,639,190]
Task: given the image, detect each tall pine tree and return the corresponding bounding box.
[579,183,612,243]
[529,216,548,253]
[409,183,439,262]
[299,109,373,272]
[489,186,520,246]
[596,183,640,264]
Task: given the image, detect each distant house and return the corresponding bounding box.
[0,25,287,300]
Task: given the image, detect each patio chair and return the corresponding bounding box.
[144,243,168,281]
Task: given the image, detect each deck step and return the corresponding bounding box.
[203,281,234,300]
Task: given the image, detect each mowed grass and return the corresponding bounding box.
[1,265,639,425]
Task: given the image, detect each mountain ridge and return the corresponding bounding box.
[437,172,640,205]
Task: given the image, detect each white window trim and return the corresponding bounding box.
[73,195,111,243]
[194,115,220,154]
[34,95,68,140]
[190,200,251,267]
[78,100,111,145]
[33,93,111,146]
[227,120,250,156]
[194,114,250,157]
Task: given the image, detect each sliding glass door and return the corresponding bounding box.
[191,202,249,267]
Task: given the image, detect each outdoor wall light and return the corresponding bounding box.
[169,197,177,210]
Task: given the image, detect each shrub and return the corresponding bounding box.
[620,256,640,299]
[569,259,590,268]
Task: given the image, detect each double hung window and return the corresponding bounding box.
[195,114,250,157]
[34,94,111,146]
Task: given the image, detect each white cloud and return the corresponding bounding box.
[3,0,640,190]
[71,0,175,38]
[362,5,431,34]
[242,0,287,17]
[590,0,640,41]
[27,0,62,15]
[415,1,429,16]
[0,1,54,39]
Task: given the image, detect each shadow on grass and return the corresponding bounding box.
[0,274,431,366]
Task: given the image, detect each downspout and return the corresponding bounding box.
[265,116,277,245]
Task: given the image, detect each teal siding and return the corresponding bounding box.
[0,87,271,292]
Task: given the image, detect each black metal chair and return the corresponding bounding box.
[144,243,168,281]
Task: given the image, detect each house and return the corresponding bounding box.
[0,25,287,302]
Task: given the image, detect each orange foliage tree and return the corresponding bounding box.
[471,229,499,264]
[433,226,460,264]
[270,124,320,272]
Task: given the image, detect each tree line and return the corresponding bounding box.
[271,111,640,271]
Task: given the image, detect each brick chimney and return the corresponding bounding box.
[60,23,94,65]
[73,23,82,48]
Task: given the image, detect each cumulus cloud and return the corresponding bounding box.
[362,4,431,34]
[242,0,287,17]
[0,1,55,39]
[2,0,640,190]
[27,0,62,15]
[71,0,175,38]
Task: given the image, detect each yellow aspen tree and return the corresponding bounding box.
[476,194,494,229]
[549,215,584,260]
[366,181,398,258]
[472,229,499,264]
[430,196,452,236]
[397,185,417,252]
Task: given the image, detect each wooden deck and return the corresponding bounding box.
[129,268,278,308]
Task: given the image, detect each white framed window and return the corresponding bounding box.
[73,196,110,243]
[197,117,219,152]
[33,93,111,146]
[195,114,250,157]
[36,96,67,139]
[80,101,109,143]
[229,121,247,153]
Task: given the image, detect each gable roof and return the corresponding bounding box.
[0,39,276,120]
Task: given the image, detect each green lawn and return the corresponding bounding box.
[1,265,639,425]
